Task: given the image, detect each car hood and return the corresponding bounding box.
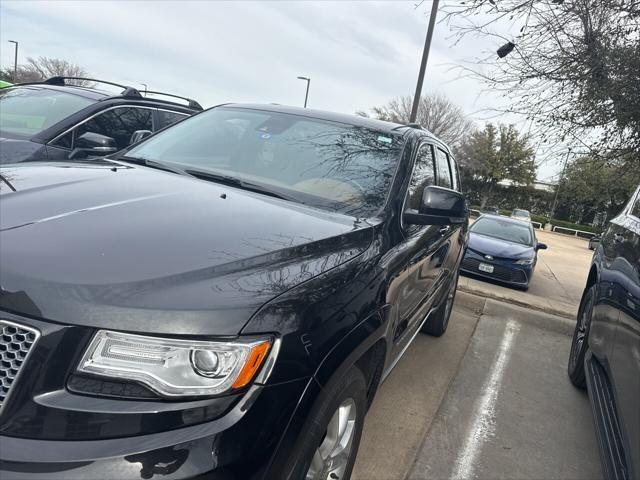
[467,232,534,259]
[0,162,375,335]
[0,136,46,164]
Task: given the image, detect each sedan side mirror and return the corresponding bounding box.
[403,186,468,226]
[69,132,118,159]
[536,242,548,250]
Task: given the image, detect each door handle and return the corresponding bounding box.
[438,225,451,235]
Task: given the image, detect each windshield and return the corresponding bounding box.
[0,87,94,138]
[127,107,403,217]
[471,217,533,246]
[512,209,529,218]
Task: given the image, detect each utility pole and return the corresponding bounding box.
[8,40,18,83]
[297,76,310,108]
[409,0,439,123]
[549,150,571,221]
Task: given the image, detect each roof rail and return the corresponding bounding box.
[392,122,423,131]
[44,76,142,97]
[41,76,202,110]
[142,90,203,111]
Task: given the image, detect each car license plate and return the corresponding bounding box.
[479,262,494,273]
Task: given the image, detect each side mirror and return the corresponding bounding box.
[536,242,548,250]
[69,132,118,159]
[130,129,152,145]
[403,186,468,226]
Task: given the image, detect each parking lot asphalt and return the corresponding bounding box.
[354,292,601,480]
[458,229,593,318]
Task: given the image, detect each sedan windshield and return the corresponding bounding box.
[471,217,533,246]
[0,87,94,138]
[126,107,403,217]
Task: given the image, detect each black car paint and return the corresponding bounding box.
[0,84,195,164]
[583,186,640,479]
[0,107,468,479]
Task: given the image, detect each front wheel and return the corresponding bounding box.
[281,366,367,480]
[422,269,459,337]
[568,285,596,389]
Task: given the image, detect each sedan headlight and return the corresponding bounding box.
[514,258,534,265]
[77,330,272,397]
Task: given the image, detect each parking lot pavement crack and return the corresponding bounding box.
[538,254,573,304]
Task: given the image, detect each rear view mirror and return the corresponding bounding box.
[130,130,152,145]
[403,186,468,226]
[69,132,118,159]
[536,242,548,250]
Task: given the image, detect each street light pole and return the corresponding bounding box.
[549,151,571,222]
[297,76,310,108]
[409,0,439,123]
[8,40,18,83]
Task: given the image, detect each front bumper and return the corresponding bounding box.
[0,378,313,480]
[460,251,531,287]
[0,312,315,480]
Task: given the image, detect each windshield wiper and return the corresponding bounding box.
[118,156,190,176]
[184,169,296,202]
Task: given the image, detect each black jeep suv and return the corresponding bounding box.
[0,76,201,164]
[0,104,468,480]
[568,185,640,480]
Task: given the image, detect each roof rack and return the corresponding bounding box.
[42,76,203,110]
[142,90,203,111]
[44,76,142,98]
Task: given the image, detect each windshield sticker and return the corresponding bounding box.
[377,135,392,144]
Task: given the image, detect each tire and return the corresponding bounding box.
[421,269,459,337]
[280,366,367,480]
[568,285,596,389]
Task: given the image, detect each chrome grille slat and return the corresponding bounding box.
[0,320,39,412]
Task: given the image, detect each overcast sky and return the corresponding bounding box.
[0,0,559,180]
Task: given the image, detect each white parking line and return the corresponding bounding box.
[450,319,520,480]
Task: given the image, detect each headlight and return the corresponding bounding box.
[514,258,534,265]
[77,330,272,397]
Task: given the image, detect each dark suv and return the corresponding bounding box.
[0,76,201,164]
[0,104,468,480]
[568,185,640,480]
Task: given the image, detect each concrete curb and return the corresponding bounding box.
[457,284,576,320]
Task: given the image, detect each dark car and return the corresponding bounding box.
[0,76,201,164]
[0,104,468,480]
[588,235,601,250]
[461,214,547,289]
[480,205,500,215]
[568,185,640,480]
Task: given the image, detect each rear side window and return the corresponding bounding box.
[406,143,435,211]
[156,110,189,130]
[435,148,452,189]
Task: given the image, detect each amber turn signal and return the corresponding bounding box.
[232,340,271,389]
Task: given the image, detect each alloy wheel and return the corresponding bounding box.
[305,398,357,480]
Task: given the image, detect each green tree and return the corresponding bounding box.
[556,155,640,224]
[457,124,536,207]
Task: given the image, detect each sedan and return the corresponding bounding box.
[461,215,547,290]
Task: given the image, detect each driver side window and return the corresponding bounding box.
[404,143,435,234]
[406,143,435,211]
